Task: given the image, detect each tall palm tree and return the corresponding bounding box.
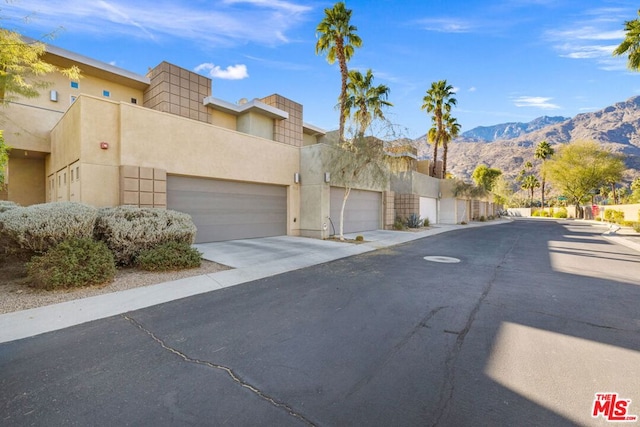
[613,9,640,71]
[441,113,461,178]
[315,2,362,142]
[521,174,540,207]
[421,80,457,177]
[534,140,555,209]
[343,69,392,137]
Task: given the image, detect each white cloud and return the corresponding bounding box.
[195,63,249,80]
[544,7,631,71]
[513,96,561,109]
[468,87,477,92]
[415,18,472,33]
[1,0,311,46]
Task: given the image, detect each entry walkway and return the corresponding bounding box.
[0,220,504,343]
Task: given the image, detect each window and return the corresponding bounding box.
[131,98,137,104]
[70,81,79,89]
[76,166,80,180]
[103,90,110,97]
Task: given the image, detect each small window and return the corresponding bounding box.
[70,81,79,89]
[76,166,80,180]
[131,98,137,104]
[71,169,74,181]
[103,90,110,97]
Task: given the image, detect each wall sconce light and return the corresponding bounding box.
[324,172,331,183]
[294,172,300,183]
[438,191,442,198]
[50,90,58,102]
[100,142,109,150]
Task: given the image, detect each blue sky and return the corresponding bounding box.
[3,0,640,138]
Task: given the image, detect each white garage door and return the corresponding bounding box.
[167,176,287,243]
[419,197,437,224]
[330,187,381,234]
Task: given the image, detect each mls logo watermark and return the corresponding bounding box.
[592,393,638,422]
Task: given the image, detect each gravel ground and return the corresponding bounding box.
[0,260,230,315]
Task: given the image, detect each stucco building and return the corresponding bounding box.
[1,43,495,242]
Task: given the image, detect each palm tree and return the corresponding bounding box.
[315,2,362,142]
[534,140,555,210]
[521,175,540,207]
[421,80,457,177]
[343,69,392,137]
[441,113,461,178]
[613,9,640,71]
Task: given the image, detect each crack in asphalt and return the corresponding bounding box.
[122,314,316,427]
[430,235,521,427]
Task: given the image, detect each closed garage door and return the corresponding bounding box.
[419,197,437,224]
[167,176,287,243]
[330,187,381,234]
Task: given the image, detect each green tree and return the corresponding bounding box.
[544,141,626,215]
[471,164,502,191]
[630,177,640,203]
[0,29,80,103]
[441,113,460,179]
[521,174,540,206]
[343,69,392,137]
[0,28,81,187]
[421,80,457,177]
[315,1,362,142]
[613,9,640,71]
[490,175,514,206]
[534,140,555,209]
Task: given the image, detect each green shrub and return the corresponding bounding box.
[479,215,486,222]
[0,200,19,213]
[604,209,625,224]
[393,216,406,230]
[406,213,422,228]
[94,206,197,266]
[532,210,541,217]
[423,217,430,227]
[355,235,364,242]
[27,238,116,290]
[633,222,640,233]
[553,208,568,218]
[135,241,201,271]
[621,220,635,227]
[0,202,97,255]
[460,221,467,225]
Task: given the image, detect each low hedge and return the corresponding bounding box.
[94,206,197,266]
[136,241,202,271]
[0,202,97,256]
[27,238,116,290]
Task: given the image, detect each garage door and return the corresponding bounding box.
[330,187,381,234]
[419,197,437,224]
[167,176,287,243]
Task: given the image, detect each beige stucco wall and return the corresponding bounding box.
[390,171,440,198]
[211,110,237,130]
[6,157,45,206]
[237,111,274,141]
[47,96,303,234]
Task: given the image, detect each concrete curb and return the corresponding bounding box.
[0,220,511,343]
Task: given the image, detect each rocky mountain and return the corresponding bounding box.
[417,96,640,182]
[460,115,568,142]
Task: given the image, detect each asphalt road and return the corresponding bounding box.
[1,220,639,427]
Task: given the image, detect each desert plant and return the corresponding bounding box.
[479,215,486,222]
[393,216,406,230]
[406,213,422,228]
[94,206,197,266]
[0,202,97,255]
[355,235,364,242]
[135,241,201,271]
[27,238,116,290]
[423,217,430,227]
[633,222,640,233]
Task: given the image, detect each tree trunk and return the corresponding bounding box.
[442,136,448,178]
[431,141,439,178]
[336,38,348,143]
[339,187,351,241]
[540,179,546,210]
